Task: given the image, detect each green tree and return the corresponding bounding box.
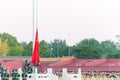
[8,44,24,56]
[0,38,9,56]
[21,42,29,56]
[0,32,21,56]
[1,33,17,47]
[73,38,102,58]
[100,40,119,58]
[40,40,55,57]
[26,41,33,56]
[50,39,68,57]
[21,41,33,56]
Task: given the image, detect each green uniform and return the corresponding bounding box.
[23,61,30,73]
[11,72,20,80]
[24,60,30,68]
[27,66,33,74]
[1,72,9,80]
[22,72,27,80]
[0,66,4,74]
[23,66,28,73]
[34,63,39,69]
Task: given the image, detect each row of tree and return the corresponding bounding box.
[0,32,120,58]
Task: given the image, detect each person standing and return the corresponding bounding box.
[27,65,33,74]
[0,63,4,74]
[22,70,27,80]
[24,60,30,68]
[11,69,20,80]
[1,68,9,80]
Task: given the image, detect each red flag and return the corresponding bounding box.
[32,28,40,66]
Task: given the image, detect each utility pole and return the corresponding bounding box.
[87,39,89,45]
[116,35,120,50]
[68,46,71,56]
[57,42,59,57]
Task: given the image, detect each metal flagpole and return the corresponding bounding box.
[33,0,38,50]
[33,0,38,80]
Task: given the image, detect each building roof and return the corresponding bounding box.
[1,57,120,72]
[48,58,120,72]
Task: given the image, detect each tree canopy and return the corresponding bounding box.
[0,32,120,58]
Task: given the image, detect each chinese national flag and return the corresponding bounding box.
[32,28,41,66]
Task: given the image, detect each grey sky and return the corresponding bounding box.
[0,0,120,45]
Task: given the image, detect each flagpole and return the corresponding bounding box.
[33,0,38,50]
[33,0,38,80]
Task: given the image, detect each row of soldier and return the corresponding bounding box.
[82,71,118,79]
[0,59,39,80]
[0,63,26,80]
[1,59,119,80]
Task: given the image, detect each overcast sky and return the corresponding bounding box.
[0,0,120,45]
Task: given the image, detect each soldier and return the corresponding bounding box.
[11,69,20,80]
[27,64,33,74]
[23,66,28,73]
[33,61,42,73]
[24,60,30,68]
[23,60,30,73]
[11,69,15,80]
[34,61,39,68]
[22,70,27,80]
[0,63,4,74]
[1,68,9,80]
